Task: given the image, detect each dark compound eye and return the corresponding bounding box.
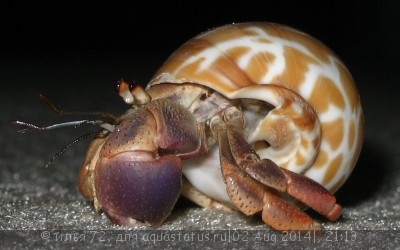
[116,80,125,93]
[117,80,136,93]
[129,83,135,92]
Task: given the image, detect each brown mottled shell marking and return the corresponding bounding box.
[149,22,364,193]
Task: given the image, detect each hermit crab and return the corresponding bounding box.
[17,22,364,231]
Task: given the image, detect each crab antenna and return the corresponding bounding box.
[39,94,118,123]
[44,132,94,168]
[12,120,101,133]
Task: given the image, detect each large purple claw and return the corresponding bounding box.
[95,154,182,226]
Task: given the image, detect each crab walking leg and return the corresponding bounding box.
[279,169,342,221]
[181,177,234,211]
[226,124,342,221]
[212,117,321,230]
[215,107,343,222]
[261,190,322,231]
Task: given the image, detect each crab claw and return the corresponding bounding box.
[79,99,203,227]
[79,97,201,227]
[94,154,182,227]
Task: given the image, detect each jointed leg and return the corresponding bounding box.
[210,107,342,230]
[181,177,234,212]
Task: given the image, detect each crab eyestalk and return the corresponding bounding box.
[117,80,151,105]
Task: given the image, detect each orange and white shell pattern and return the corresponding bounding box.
[149,22,364,194]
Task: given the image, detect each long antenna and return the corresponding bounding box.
[44,132,95,168]
[12,120,99,133]
[13,94,118,133]
[12,93,118,167]
[39,94,118,123]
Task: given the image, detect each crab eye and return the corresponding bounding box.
[129,83,135,92]
[116,80,128,93]
[117,80,134,104]
[117,80,137,92]
[117,80,135,94]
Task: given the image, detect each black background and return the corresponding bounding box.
[1,1,400,248]
[1,1,398,92]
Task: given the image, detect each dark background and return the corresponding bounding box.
[1,1,399,249]
[1,1,398,106]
